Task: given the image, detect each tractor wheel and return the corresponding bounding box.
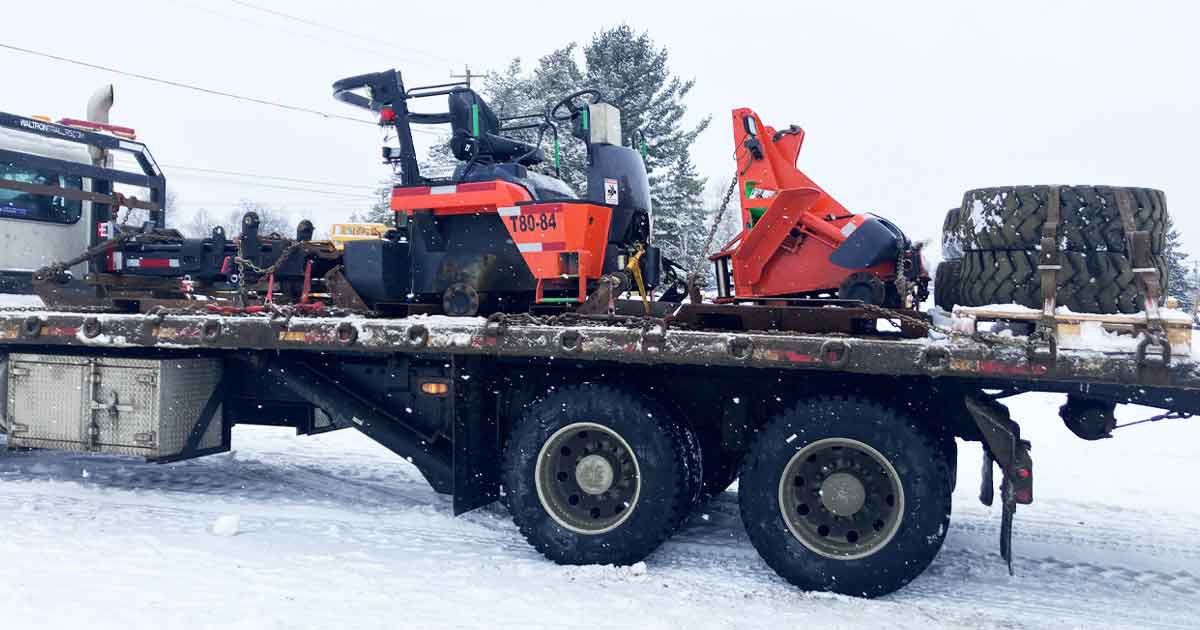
[738,396,953,598]
[933,260,962,312]
[941,207,963,261]
[958,249,1167,314]
[442,283,480,317]
[502,385,700,565]
[838,272,886,306]
[954,185,1167,254]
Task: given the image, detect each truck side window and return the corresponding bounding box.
[0,162,83,225]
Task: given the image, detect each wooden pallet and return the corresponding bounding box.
[951,305,1193,352]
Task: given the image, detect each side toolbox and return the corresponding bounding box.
[3,354,228,461]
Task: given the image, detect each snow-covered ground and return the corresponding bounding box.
[2,294,1199,628]
[0,394,1197,630]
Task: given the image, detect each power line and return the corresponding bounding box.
[162,163,384,191]
[167,171,378,199]
[0,41,376,126]
[450,65,481,88]
[168,0,410,64]
[1,40,445,137]
[176,199,371,206]
[228,0,461,66]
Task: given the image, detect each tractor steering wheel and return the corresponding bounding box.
[549,89,604,121]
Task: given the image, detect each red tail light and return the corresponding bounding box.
[57,118,137,140]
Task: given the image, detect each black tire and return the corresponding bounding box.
[739,396,953,598]
[699,450,742,499]
[934,260,962,312]
[671,414,705,512]
[838,272,886,306]
[956,185,1167,254]
[503,384,699,565]
[941,208,963,261]
[958,249,1168,314]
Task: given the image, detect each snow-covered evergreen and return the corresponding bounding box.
[1163,218,1197,311]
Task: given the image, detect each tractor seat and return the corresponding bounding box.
[448,90,544,166]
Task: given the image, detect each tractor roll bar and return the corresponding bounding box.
[331,70,463,123]
[333,69,422,185]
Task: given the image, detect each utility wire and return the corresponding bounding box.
[227,0,461,66]
[168,0,416,65]
[0,42,372,125]
[162,164,384,191]
[0,40,443,136]
[167,171,378,199]
[177,199,372,206]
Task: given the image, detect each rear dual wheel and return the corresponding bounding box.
[739,396,953,598]
[503,385,701,565]
[534,422,641,534]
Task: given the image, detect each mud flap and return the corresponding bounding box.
[452,356,501,515]
[965,393,1034,576]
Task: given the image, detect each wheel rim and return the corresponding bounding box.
[777,437,904,560]
[535,422,641,535]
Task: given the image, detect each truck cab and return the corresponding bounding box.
[0,86,165,293]
[0,119,94,292]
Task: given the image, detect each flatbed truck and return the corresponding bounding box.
[1,302,1196,597]
[2,101,1197,599]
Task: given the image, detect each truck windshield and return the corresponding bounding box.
[0,161,83,224]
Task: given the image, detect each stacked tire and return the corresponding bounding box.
[935,185,1168,314]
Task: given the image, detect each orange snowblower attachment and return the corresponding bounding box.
[710,108,927,307]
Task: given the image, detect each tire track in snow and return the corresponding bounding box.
[4,428,1199,629]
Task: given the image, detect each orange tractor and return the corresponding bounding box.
[332,70,661,316]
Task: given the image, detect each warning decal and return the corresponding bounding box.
[604,178,619,205]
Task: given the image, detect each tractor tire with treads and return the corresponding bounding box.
[502,385,701,566]
[941,207,963,261]
[934,260,962,312]
[954,185,1167,254]
[738,396,953,598]
[699,450,743,499]
[957,249,1168,314]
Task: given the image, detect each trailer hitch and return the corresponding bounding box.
[964,393,1033,576]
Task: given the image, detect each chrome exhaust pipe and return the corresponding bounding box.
[85,84,114,164]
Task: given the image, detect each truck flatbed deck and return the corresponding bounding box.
[1,307,1196,394]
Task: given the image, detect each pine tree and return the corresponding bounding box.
[406,26,711,265]
[1163,218,1196,311]
[579,25,710,263]
[351,180,395,225]
[651,152,710,269]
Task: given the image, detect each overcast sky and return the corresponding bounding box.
[3,0,1197,259]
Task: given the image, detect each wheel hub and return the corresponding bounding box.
[535,422,640,535]
[575,454,615,495]
[819,472,866,516]
[777,437,905,560]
